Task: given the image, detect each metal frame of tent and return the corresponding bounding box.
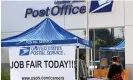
[1,18,92,80]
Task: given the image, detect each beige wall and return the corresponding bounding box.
[125,1,133,80]
[125,1,133,26]
[125,26,133,80]
[1,1,88,36]
[125,26,133,64]
[125,1,133,65]
[88,1,124,28]
[2,1,126,37]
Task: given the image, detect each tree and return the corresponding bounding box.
[89,29,114,48]
[114,38,123,45]
[94,38,107,49]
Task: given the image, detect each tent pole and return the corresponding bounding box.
[77,46,79,80]
[99,50,101,69]
[117,48,119,57]
[86,47,90,76]
[91,48,93,76]
[93,29,96,69]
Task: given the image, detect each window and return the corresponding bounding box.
[89,27,125,69]
[67,29,86,39]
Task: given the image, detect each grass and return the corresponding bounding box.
[1,68,10,80]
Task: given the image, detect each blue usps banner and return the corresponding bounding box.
[90,0,113,13]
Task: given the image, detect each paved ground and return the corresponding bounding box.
[87,78,108,80]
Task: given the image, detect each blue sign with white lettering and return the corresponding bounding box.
[89,0,113,13]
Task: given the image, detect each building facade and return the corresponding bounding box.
[1,0,133,79]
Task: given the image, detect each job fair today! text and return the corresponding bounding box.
[10,60,75,69]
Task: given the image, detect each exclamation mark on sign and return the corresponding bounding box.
[72,60,73,68]
[69,60,71,68]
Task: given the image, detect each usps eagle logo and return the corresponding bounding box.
[90,0,113,13]
[19,47,30,56]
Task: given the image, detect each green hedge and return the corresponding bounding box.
[1,68,10,80]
